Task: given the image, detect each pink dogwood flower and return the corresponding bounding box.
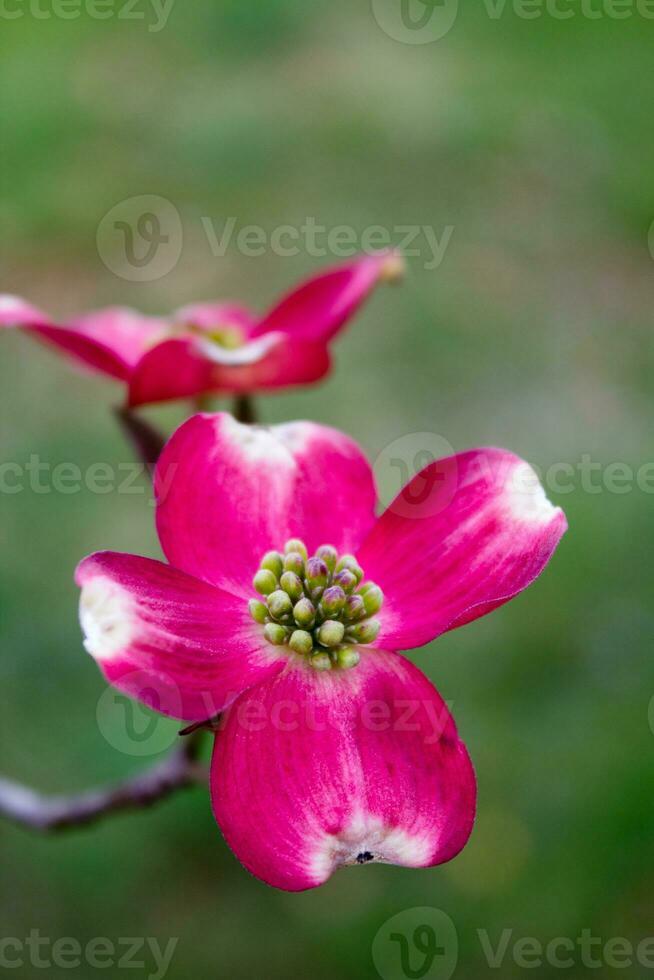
[0,254,402,407]
[76,413,567,891]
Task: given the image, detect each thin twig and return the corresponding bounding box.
[0,735,207,833]
[0,406,194,834]
[0,395,258,835]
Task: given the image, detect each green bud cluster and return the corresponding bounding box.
[250,539,384,672]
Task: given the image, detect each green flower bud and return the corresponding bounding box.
[263,623,288,646]
[317,620,345,648]
[280,571,304,602]
[250,543,376,674]
[260,550,283,579]
[253,569,278,596]
[268,589,293,621]
[293,598,316,629]
[305,558,329,596]
[320,585,346,617]
[334,569,357,594]
[336,554,363,582]
[378,252,406,284]
[248,599,269,624]
[347,619,381,645]
[315,545,338,573]
[362,585,384,617]
[284,539,308,561]
[344,595,366,621]
[335,646,360,670]
[283,552,305,578]
[289,630,314,656]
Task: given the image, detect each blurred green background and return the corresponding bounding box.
[1,2,653,978]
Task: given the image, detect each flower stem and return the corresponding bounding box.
[113,406,166,475]
[193,393,214,413]
[233,394,257,424]
[0,732,207,834]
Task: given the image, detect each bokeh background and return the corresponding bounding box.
[2,3,653,978]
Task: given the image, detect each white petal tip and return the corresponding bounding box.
[310,814,433,883]
[0,295,24,315]
[506,462,559,524]
[218,414,301,467]
[79,577,133,662]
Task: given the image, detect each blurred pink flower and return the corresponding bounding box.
[0,254,402,406]
[76,413,566,890]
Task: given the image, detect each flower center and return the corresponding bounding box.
[204,324,244,350]
[187,322,245,350]
[249,539,383,672]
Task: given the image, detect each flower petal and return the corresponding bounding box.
[173,301,256,334]
[68,307,169,369]
[0,296,126,380]
[128,337,221,406]
[75,552,285,722]
[1,295,172,380]
[359,448,568,650]
[0,294,50,328]
[155,413,377,594]
[127,333,330,406]
[211,650,476,891]
[251,253,404,344]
